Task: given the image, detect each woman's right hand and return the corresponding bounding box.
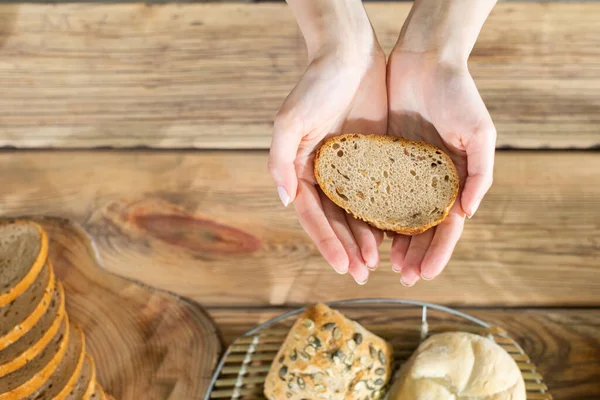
[268,1,388,284]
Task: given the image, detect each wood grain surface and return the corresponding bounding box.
[31,217,222,400]
[210,306,600,400]
[1,150,598,307]
[0,3,598,149]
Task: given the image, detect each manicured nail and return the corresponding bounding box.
[392,264,402,273]
[467,198,482,218]
[355,277,368,285]
[277,186,290,207]
[333,265,348,275]
[367,264,378,271]
[400,277,414,287]
[420,273,434,281]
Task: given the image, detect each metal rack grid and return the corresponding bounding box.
[205,299,552,400]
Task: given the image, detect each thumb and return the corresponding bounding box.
[268,117,303,207]
[461,120,496,218]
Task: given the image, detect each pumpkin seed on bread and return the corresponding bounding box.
[314,134,459,235]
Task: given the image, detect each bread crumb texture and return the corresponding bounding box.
[315,134,459,235]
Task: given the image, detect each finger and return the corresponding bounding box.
[461,120,496,217]
[390,234,410,273]
[294,181,349,274]
[372,226,385,247]
[320,191,369,285]
[346,214,379,270]
[268,114,303,207]
[420,206,466,280]
[401,228,435,287]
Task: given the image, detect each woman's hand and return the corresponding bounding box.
[268,1,388,284]
[386,50,496,287]
[384,0,498,287]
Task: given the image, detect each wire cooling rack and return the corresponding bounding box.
[205,299,552,400]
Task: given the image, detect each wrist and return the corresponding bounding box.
[287,0,379,63]
[395,0,497,66]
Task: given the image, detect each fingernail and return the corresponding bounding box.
[355,277,368,285]
[420,273,434,281]
[400,277,414,287]
[277,186,290,207]
[367,264,378,271]
[467,198,482,218]
[334,266,348,275]
[392,264,402,273]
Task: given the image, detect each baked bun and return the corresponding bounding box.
[264,303,393,400]
[388,332,526,400]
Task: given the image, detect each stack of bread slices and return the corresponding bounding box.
[0,221,112,400]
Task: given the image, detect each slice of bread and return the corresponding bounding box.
[0,262,51,338]
[0,281,65,377]
[0,314,69,397]
[65,355,94,400]
[82,355,98,400]
[0,267,56,351]
[0,222,48,307]
[88,384,102,400]
[24,325,85,400]
[314,134,459,235]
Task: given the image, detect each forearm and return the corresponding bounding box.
[286,0,376,61]
[396,0,497,65]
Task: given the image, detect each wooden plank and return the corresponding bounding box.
[209,307,600,400]
[0,3,598,149]
[0,150,598,307]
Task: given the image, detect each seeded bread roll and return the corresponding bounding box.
[388,332,526,400]
[314,134,459,235]
[264,303,393,400]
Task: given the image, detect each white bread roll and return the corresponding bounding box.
[389,332,526,400]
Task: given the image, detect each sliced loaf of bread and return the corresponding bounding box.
[0,222,48,307]
[65,355,95,400]
[24,324,85,400]
[0,262,51,338]
[0,267,57,351]
[0,315,69,397]
[0,282,65,377]
[314,134,459,235]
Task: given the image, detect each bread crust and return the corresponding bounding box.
[314,134,459,235]
[0,281,66,377]
[0,221,49,307]
[0,315,71,400]
[0,265,56,351]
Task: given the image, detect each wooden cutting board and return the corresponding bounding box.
[26,217,221,400]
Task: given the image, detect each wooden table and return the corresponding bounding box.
[0,2,598,399]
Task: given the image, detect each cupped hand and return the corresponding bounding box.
[268,44,388,285]
[386,50,497,286]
